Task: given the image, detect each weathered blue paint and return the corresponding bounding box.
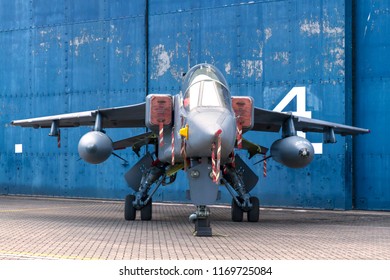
[354,1,390,210]
[0,0,382,210]
[1,0,147,198]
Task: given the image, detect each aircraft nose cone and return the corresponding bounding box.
[185,109,236,159]
[201,120,224,139]
[189,111,223,137]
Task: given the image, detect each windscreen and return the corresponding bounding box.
[182,64,231,111]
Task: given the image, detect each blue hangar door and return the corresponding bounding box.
[353,0,390,210]
[0,0,387,210]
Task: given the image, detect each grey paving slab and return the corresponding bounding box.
[0,195,390,260]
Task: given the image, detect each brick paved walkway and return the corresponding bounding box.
[1,195,390,260]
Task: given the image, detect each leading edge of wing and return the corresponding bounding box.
[113,131,156,153]
[252,107,370,136]
[294,115,370,135]
[11,102,146,129]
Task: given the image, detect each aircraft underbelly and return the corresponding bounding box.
[186,158,219,206]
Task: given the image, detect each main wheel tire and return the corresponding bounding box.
[141,198,152,221]
[231,198,243,222]
[124,194,136,221]
[247,196,260,222]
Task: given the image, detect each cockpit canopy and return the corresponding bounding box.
[181,64,231,111]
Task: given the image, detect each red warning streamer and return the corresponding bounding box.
[181,138,187,170]
[159,122,164,147]
[212,130,222,183]
[230,151,236,168]
[236,121,243,149]
[212,143,216,180]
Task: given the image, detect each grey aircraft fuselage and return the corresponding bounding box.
[153,64,236,162]
[153,65,237,208]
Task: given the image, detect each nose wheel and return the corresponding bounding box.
[189,205,212,237]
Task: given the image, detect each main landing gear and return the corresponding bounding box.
[124,160,165,221]
[222,165,260,223]
[125,194,153,220]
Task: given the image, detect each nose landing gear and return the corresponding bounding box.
[189,205,212,237]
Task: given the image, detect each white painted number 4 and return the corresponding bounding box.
[273,87,323,154]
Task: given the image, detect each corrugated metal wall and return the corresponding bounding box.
[0,0,386,210]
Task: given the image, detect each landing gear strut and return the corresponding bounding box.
[124,160,165,221]
[223,165,260,222]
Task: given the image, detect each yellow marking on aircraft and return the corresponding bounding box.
[179,124,189,140]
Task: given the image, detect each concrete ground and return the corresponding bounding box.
[0,195,390,260]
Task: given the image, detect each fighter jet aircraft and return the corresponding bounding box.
[12,63,369,236]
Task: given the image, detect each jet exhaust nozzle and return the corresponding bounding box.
[270,136,314,168]
[78,131,113,164]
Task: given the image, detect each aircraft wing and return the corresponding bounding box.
[113,132,156,156]
[11,102,146,129]
[113,132,156,150]
[252,107,370,136]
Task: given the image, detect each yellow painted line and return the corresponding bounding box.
[0,206,88,213]
[0,250,102,260]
